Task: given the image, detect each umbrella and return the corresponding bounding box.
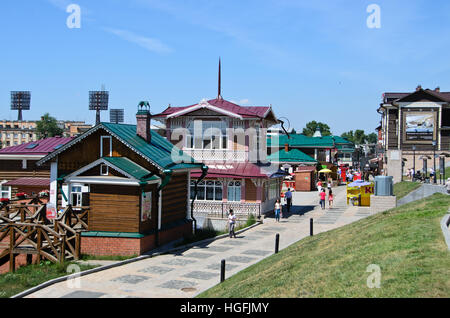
[347,180,372,187]
[319,169,332,173]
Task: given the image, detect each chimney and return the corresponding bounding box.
[285,143,289,153]
[416,85,422,91]
[136,101,151,143]
[435,87,440,93]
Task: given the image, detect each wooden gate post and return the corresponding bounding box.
[59,234,66,263]
[75,231,81,260]
[9,226,15,273]
[36,228,42,264]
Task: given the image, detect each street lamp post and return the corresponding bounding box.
[412,145,416,181]
[432,140,437,184]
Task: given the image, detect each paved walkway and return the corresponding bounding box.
[24,185,379,298]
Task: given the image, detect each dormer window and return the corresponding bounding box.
[100,136,112,157]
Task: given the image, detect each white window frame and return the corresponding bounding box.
[190,180,223,201]
[227,180,242,202]
[100,164,109,176]
[100,136,112,157]
[1,180,11,199]
[186,120,228,150]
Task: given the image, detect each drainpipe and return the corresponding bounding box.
[56,175,68,205]
[190,165,208,235]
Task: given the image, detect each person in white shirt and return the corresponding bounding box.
[228,209,237,238]
[274,199,281,222]
[446,178,450,194]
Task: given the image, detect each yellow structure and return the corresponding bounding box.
[346,182,374,206]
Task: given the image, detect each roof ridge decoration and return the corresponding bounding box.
[166,98,244,120]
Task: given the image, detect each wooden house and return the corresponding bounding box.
[378,86,450,182]
[152,64,284,225]
[0,137,73,199]
[36,104,205,256]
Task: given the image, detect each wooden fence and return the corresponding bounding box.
[0,202,89,273]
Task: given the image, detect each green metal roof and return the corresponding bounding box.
[101,122,201,171]
[102,157,159,181]
[267,134,354,149]
[267,148,317,163]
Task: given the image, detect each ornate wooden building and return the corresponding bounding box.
[153,65,284,225]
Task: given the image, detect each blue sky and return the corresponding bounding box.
[1,0,450,135]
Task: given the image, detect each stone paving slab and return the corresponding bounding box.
[138,266,174,275]
[111,275,150,284]
[183,271,219,280]
[62,290,106,298]
[157,280,197,290]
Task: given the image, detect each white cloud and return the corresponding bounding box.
[102,27,173,54]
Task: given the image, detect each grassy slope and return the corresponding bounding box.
[393,181,422,200]
[0,262,97,298]
[198,193,450,298]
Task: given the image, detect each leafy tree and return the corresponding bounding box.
[36,113,63,138]
[341,130,378,145]
[366,133,378,144]
[302,121,332,137]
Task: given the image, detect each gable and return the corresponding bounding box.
[396,90,448,103]
[37,123,200,174]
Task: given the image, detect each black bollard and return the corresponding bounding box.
[275,233,280,254]
[310,218,314,236]
[220,259,226,283]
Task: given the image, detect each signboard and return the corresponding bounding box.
[46,203,57,220]
[141,191,152,221]
[404,112,435,142]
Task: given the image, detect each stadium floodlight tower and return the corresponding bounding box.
[11,91,31,121]
[89,90,109,125]
[110,109,125,124]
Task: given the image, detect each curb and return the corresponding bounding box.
[11,221,262,298]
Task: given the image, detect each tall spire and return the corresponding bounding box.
[217,57,222,100]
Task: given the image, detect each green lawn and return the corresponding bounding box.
[393,181,422,200]
[198,193,450,298]
[0,261,97,298]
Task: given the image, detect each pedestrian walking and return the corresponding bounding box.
[317,180,323,193]
[274,199,281,222]
[328,189,334,209]
[284,188,292,214]
[228,209,237,238]
[319,189,326,210]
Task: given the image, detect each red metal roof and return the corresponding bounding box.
[4,178,50,187]
[191,162,277,179]
[0,136,73,155]
[154,98,271,119]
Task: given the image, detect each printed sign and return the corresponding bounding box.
[141,191,152,221]
[405,113,435,142]
[46,203,57,220]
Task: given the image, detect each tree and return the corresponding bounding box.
[366,133,378,144]
[302,121,332,137]
[36,113,63,138]
[341,130,378,145]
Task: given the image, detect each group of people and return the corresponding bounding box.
[317,180,334,210]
